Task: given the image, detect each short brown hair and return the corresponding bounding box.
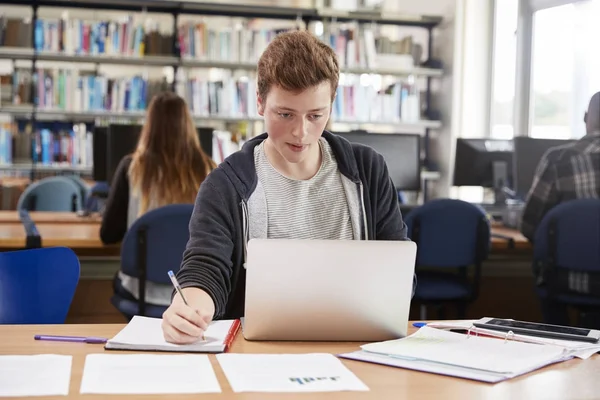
[257,30,339,102]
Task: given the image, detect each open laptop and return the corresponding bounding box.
[242,239,417,341]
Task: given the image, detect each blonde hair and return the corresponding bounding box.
[129,92,215,215]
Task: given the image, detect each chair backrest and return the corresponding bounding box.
[120,204,194,284]
[64,175,91,204]
[17,176,83,212]
[534,198,600,273]
[0,247,80,324]
[404,198,490,267]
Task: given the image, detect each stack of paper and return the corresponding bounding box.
[104,315,239,353]
[339,326,572,383]
[427,320,600,360]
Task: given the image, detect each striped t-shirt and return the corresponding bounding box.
[254,138,354,240]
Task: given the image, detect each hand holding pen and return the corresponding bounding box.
[162,270,213,344]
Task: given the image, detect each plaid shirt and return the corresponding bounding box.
[521,133,600,241]
[520,133,600,294]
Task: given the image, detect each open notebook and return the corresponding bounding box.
[105,316,240,353]
[339,326,573,383]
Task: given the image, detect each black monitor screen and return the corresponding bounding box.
[513,137,575,198]
[105,124,215,185]
[453,138,514,189]
[106,124,142,185]
[92,126,108,182]
[335,131,421,191]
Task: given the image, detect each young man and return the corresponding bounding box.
[161,30,409,344]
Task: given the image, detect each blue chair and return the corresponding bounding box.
[17,176,83,212]
[0,247,80,324]
[111,204,194,319]
[533,198,600,327]
[405,199,490,319]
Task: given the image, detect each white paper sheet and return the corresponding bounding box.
[80,354,221,394]
[216,353,368,393]
[0,355,72,397]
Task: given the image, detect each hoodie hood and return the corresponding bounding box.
[219,130,362,200]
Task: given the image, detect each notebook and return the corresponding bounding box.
[105,316,240,353]
[339,326,572,383]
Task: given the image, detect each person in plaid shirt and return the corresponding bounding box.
[520,92,600,242]
[520,92,600,326]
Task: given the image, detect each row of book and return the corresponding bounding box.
[33,16,173,56]
[332,80,421,123]
[176,77,258,118]
[11,68,170,112]
[5,68,422,123]
[2,15,420,69]
[0,123,93,169]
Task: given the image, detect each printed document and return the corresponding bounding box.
[216,353,369,393]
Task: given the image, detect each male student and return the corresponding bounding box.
[520,91,600,241]
[161,30,409,344]
[520,91,600,326]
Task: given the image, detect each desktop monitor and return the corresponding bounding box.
[105,124,215,184]
[453,138,514,202]
[335,131,421,191]
[513,137,576,199]
[92,126,108,182]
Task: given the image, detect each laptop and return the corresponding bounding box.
[242,239,417,341]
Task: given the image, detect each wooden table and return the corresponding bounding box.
[0,210,530,254]
[490,224,531,252]
[0,221,119,256]
[0,210,102,224]
[1,323,597,400]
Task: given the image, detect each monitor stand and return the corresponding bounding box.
[492,160,509,205]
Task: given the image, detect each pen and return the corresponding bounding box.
[168,270,189,306]
[412,322,427,328]
[168,270,204,340]
[34,335,107,344]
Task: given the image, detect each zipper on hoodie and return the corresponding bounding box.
[357,182,368,240]
[241,199,249,268]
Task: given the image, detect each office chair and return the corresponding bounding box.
[533,198,600,328]
[405,198,490,319]
[0,247,80,324]
[111,204,194,319]
[17,176,84,212]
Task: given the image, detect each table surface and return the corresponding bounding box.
[0,210,102,224]
[0,211,531,253]
[0,323,596,400]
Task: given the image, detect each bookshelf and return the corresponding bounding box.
[0,0,444,198]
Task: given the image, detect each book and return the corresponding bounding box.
[338,326,573,383]
[105,315,240,353]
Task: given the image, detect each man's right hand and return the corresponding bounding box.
[161,288,216,344]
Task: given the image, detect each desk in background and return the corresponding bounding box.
[0,211,531,254]
[0,210,102,224]
[0,211,536,324]
[1,323,597,400]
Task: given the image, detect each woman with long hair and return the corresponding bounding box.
[100,91,215,306]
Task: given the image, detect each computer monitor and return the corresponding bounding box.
[453,138,514,204]
[513,137,576,199]
[105,124,215,184]
[335,131,421,191]
[92,126,108,182]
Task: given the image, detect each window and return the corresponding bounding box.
[490,0,519,139]
[530,0,600,139]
